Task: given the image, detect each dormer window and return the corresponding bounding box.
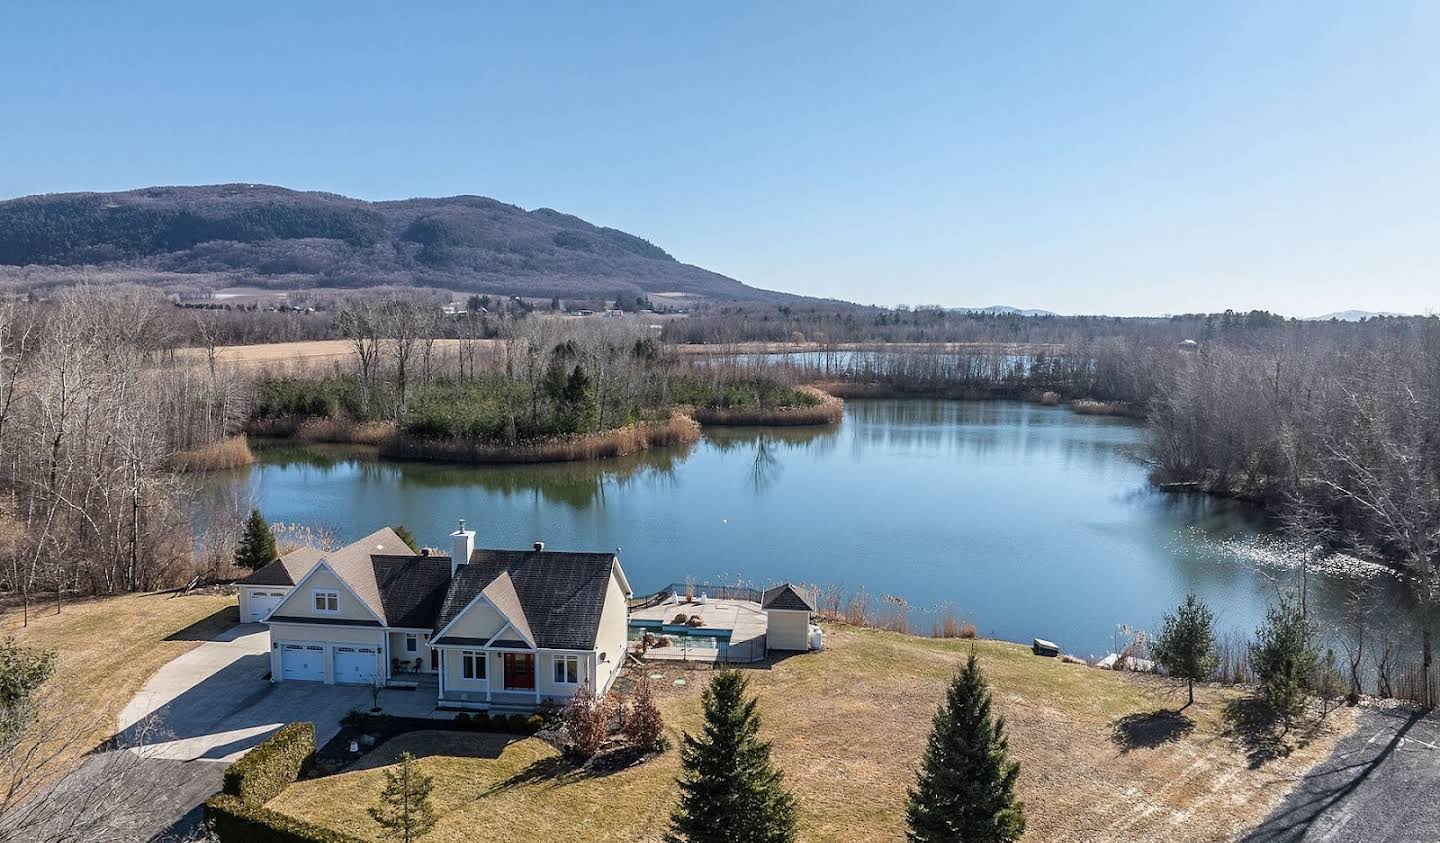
[313,590,339,613]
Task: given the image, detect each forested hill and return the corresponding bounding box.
[0,184,793,302]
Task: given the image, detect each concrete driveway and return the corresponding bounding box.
[110,622,438,839]
[1245,706,1440,843]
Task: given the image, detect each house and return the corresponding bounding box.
[760,584,817,651]
[236,522,633,710]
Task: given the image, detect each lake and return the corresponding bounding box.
[206,400,1418,659]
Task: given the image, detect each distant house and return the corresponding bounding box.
[235,523,633,710]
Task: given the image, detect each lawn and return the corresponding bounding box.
[1,591,236,758]
[269,626,1357,842]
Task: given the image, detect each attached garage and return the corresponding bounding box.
[280,643,326,682]
[333,646,380,685]
[241,588,289,623]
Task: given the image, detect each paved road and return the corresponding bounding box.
[103,623,439,840]
[1245,707,1440,843]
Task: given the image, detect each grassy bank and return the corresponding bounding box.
[2,592,236,776]
[379,412,701,464]
[268,625,1353,842]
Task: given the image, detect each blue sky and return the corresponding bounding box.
[2,2,1437,316]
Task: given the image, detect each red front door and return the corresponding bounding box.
[504,653,535,690]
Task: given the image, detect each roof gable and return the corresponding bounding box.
[267,559,385,625]
[762,583,816,612]
[433,547,619,650]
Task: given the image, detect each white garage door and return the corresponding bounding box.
[333,646,379,685]
[281,643,325,682]
[244,589,288,623]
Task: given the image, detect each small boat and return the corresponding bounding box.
[1032,638,1060,657]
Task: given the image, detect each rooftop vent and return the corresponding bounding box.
[533,541,545,552]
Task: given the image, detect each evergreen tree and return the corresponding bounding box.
[906,652,1024,843]
[234,509,277,570]
[1250,593,1317,725]
[369,752,437,842]
[667,670,796,843]
[392,524,418,553]
[1152,593,1219,707]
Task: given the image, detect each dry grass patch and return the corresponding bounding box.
[0,592,236,773]
[269,627,1355,842]
[172,434,255,471]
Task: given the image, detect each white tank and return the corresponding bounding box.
[808,624,824,651]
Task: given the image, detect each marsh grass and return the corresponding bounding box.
[690,386,842,426]
[171,435,255,471]
[380,412,700,464]
[296,417,397,445]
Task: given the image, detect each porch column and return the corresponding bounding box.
[486,650,493,703]
[534,652,541,705]
[437,648,445,699]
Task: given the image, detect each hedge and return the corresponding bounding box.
[222,722,316,807]
[205,794,364,843]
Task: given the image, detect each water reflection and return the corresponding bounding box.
[210,401,1416,659]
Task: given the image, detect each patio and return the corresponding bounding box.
[630,597,769,663]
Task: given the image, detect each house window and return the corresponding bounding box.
[312,590,339,613]
[461,651,486,680]
[553,654,580,685]
[405,634,418,653]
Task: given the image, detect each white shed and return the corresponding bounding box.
[762,583,817,652]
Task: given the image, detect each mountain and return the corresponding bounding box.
[0,184,796,303]
[959,305,1058,317]
[1308,310,1412,321]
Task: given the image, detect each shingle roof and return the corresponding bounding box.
[433,548,620,650]
[235,547,324,587]
[372,555,453,628]
[762,583,816,612]
[319,527,416,621]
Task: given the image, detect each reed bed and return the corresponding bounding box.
[380,412,700,464]
[808,583,981,641]
[690,386,843,427]
[171,435,254,472]
[295,417,397,445]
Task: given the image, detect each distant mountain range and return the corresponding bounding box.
[959,305,1059,317]
[1308,310,1414,321]
[0,184,800,303]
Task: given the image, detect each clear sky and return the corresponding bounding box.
[2,2,1437,316]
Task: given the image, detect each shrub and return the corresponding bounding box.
[506,713,529,732]
[222,722,316,807]
[561,685,611,759]
[205,793,364,843]
[526,714,546,730]
[672,613,690,624]
[453,712,471,724]
[624,679,665,751]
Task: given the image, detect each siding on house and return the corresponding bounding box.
[270,566,381,624]
[593,573,630,693]
[439,600,507,642]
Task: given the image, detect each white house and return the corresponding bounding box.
[238,522,633,710]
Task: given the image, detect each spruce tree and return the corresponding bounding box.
[392,524,419,553]
[1250,593,1317,725]
[667,670,796,843]
[369,752,437,842]
[234,509,277,570]
[907,652,1024,843]
[1153,593,1219,707]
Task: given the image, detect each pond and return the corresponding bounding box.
[203,400,1420,660]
